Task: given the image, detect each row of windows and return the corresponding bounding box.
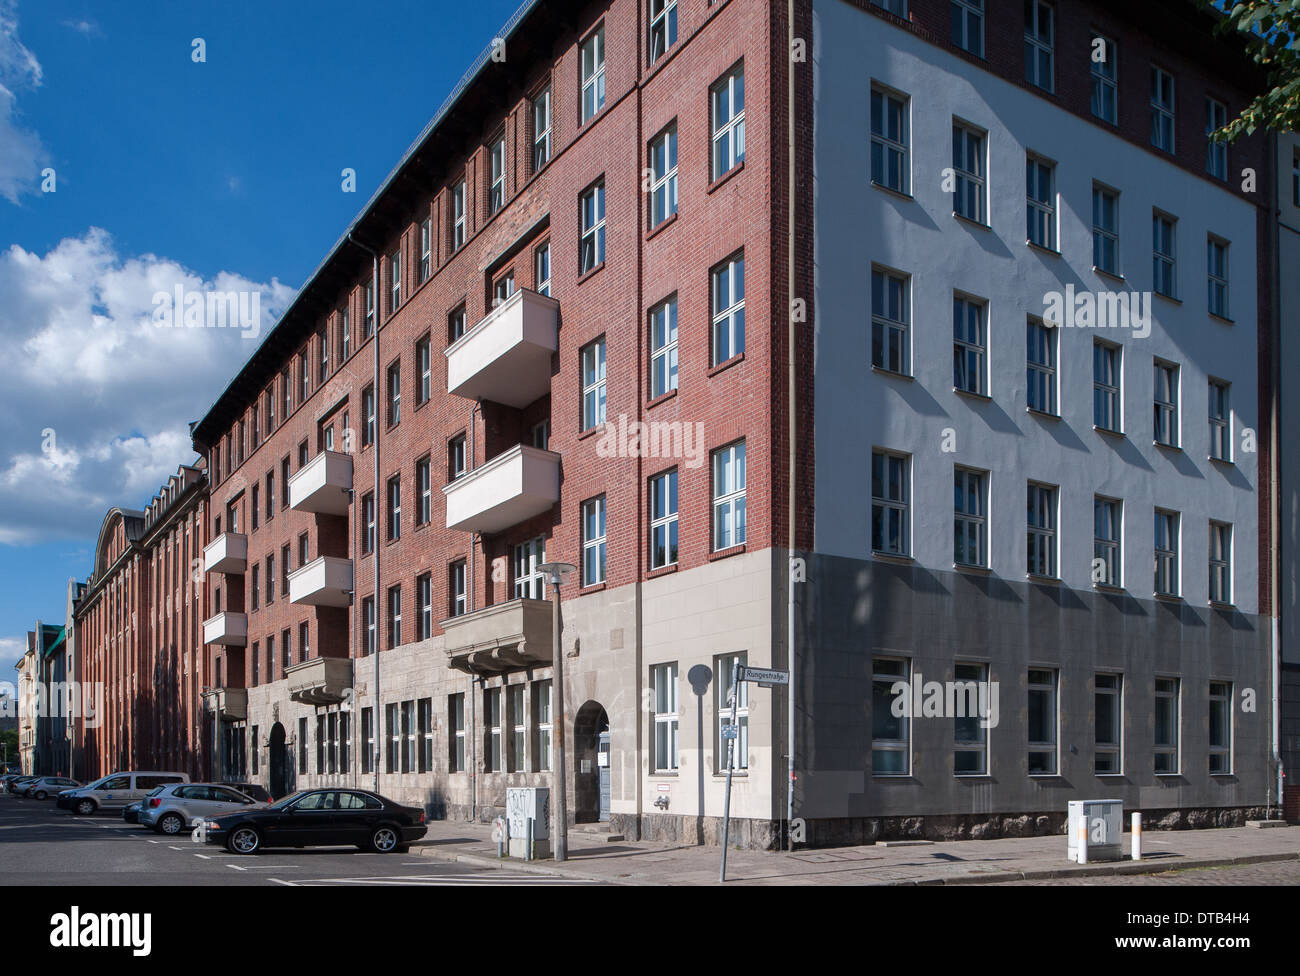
[872,659,1232,778]
[650,653,749,774]
[872,452,1236,605]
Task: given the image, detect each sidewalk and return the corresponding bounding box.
[410,819,1299,885]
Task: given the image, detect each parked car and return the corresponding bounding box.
[140,783,268,835]
[220,782,272,803]
[0,774,24,790]
[6,776,37,795]
[56,771,190,815]
[204,788,427,855]
[22,776,81,800]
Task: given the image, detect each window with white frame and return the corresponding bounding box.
[1026,154,1056,249]
[711,64,745,181]
[1209,521,1232,605]
[417,698,432,773]
[449,560,467,617]
[954,662,988,775]
[580,180,605,273]
[1150,66,1176,153]
[649,0,677,61]
[1024,1,1054,91]
[485,688,502,772]
[1094,496,1122,587]
[581,26,605,123]
[1027,318,1057,414]
[871,450,909,556]
[1154,677,1180,773]
[871,0,906,14]
[387,361,401,427]
[716,651,749,771]
[318,331,329,382]
[1208,236,1229,318]
[712,441,747,550]
[650,124,678,227]
[361,707,374,774]
[361,491,375,554]
[452,180,466,251]
[711,253,745,365]
[582,496,607,586]
[387,475,401,542]
[513,537,546,600]
[389,249,402,312]
[871,657,909,774]
[1209,379,1231,461]
[417,336,431,405]
[488,136,506,214]
[385,703,399,773]
[1206,97,1228,180]
[1209,680,1232,772]
[416,573,432,641]
[1154,509,1180,596]
[387,584,402,648]
[581,338,607,430]
[650,296,678,398]
[1153,360,1180,447]
[401,699,415,773]
[1091,35,1117,123]
[870,85,909,194]
[534,680,553,771]
[951,0,983,56]
[650,469,679,569]
[951,122,985,223]
[493,270,514,308]
[419,218,432,283]
[1027,482,1057,577]
[954,466,987,568]
[953,295,986,395]
[1092,184,1119,275]
[532,87,551,171]
[1093,340,1121,432]
[364,283,375,338]
[340,307,351,360]
[872,267,909,374]
[508,685,525,772]
[1094,673,1122,773]
[448,305,466,343]
[449,694,465,772]
[1153,212,1177,298]
[531,419,550,451]
[1027,668,1058,775]
[535,243,551,297]
[363,596,375,656]
[652,663,679,772]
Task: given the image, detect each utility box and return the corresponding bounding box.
[1067,799,1123,862]
[507,786,550,859]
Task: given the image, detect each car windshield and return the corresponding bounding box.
[270,791,310,810]
[146,787,165,797]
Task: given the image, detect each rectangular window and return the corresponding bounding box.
[513,537,546,600]
[649,125,678,228]
[485,688,503,772]
[364,283,375,338]
[1027,482,1057,577]
[1209,379,1231,461]
[361,707,374,775]
[1026,154,1056,249]
[1092,184,1120,275]
[251,486,260,532]
[1093,340,1122,432]
[872,657,909,774]
[389,250,402,313]
[363,596,376,657]
[534,244,551,297]
[870,85,909,194]
[872,267,908,374]
[954,467,987,568]
[872,450,909,556]
[281,628,290,669]
[450,560,467,617]
[1026,318,1057,415]
[250,566,259,611]
[715,652,749,771]
[532,87,552,171]
[417,337,431,405]
[1150,66,1176,153]
[448,305,466,343]
[581,338,607,430]
[1209,681,1232,773]
[650,296,678,398]
[298,717,309,774]
[509,685,526,772]
[400,699,415,774]
[1091,35,1117,123]
[1094,673,1123,773]
[1024,1,1054,92]
[452,180,466,251]
[952,295,986,395]
[493,270,515,308]
[1208,236,1229,318]
[649,470,679,569]
[711,253,745,365]
[581,26,605,122]
[416,573,432,641]
[1206,98,1228,180]
[1094,496,1122,587]
[266,554,275,605]
[387,362,400,427]
[251,640,259,684]
[448,435,466,481]
[712,442,747,551]
[488,136,506,214]
[1027,669,1058,775]
[298,620,309,664]
[1154,677,1180,773]
[1153,360,1180,447]
[1154,509,1180,596]
[649,0,677,61]
[384,704,399,774]
[531,419,551,451]
[579,180,605,274]
[711,64,745,181]
[387,476,401,542]
[1153,212,1177,298]
[652,663,679,772]
[416,456,431,525]
[387,585,402,648]
[954,662,988,775]
[1209,521,1232,605]
[361,492,375,555]
[281,457,290,507]
[417,698,433,773]
[362,385,375,447]
[419,219,432,283]
[582,496,607,586]
[951,0,984,56]
[340,309,351,363]
[319,330,330,383]
[951,122,985,223]
[534,680,553,771]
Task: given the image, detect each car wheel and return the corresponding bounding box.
[34,791,46,800]
[370,826,400,853]
[75,799,96,816]
[228,827,261,855]
[158,813,185,836]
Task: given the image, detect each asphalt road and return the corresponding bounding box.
[0,794,595,886]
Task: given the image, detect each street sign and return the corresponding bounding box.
[740,666,789,686]
[721,724,739,739]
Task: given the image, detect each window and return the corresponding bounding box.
[386,362,400,427]
[485,688,503,772]
[495,271,516,307]
[1092,184,1119,275]
[251,485,260,532]
[532,420,551,451]
[282,368,292,417]
[509,685,526,772]
[952,295,986,395]
[388,249,402,313]
[534,243,551,297]
[251,566,259,611]
[1153,360,1179,447]
[716,652,749,771]
[416,573,432,641]
[582,496,607,585]
[361,492,375,555]
[1154,509,1180,596]
[280,544,290,597]
[448,305,466,343]
[1209,380,1231,461]
[711,253,745,365]
[362,385,375,447]
[449,560,467,617]
[1094,496,1121,587]
[417,337,431,405]
[251,640,259,684]
[383,704,399,773]
[871,0,906,15]
[1208,236,1229,318]
[387,476,401,542]
[1024,1,1054,92]
[384,585,401,648]
[650,470,679,569]
[954,662,988,775]
[488,136,506,214]
[951,0,983,56]
[251,405,260,448]
[1209,521,1232,605]
[649,0,677,61]
[1209,681,1232,773]
[652,663,678,772]
[581,26,605,122]
[448,435,466,481]
[954,467,987,568]
[534,680,553,771]
[712,442,747,550]
[1093,340,1121,432]
[532,87,552,171]
[1094,673,1123,773]
[361,707,373,775]
[579,181,605,274]
[870,86,909,194]
[581,338,607,430]
[399,700,415,774]
[650,297,678,398]
[871,267,908,374]
[298,717,309,774]
[266,471,274,521]
[298,620,309,663]
[1153,212,1177,298]
[416,457,431,525]
[266,554,275,605]
[871,450,909,556]
[1154,677,1180,773]
[1090,35,1117,123]
[1026,154,1056,249]
[1206,98,1228,179]
[298,531,309,568]
[1150,66,1175,153]
[649,125,678,227]
[951,122,985,223]
[1026,318,1057,414]
[513,537,546,600]
[281,627,290,668]
[418,218,432,283]
[872,657,910,774]
[362,596,376,657]
[417,698,433,773]
[1027,669,1058,775]
[711,64,745,181]
[281,458,290,508]
[1027,482,1057,577]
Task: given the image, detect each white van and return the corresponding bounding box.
[56,771,191,815]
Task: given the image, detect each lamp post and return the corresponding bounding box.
[200,687,219,782]
[537,561,576,862]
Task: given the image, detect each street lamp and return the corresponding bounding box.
[537,561,576,862]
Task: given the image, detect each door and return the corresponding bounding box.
[268,723,287,799]
[597,732,611,823]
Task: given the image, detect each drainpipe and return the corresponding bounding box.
[785,0,798,850]
[1268,133,1283,816]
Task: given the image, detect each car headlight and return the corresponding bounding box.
[204,820,221,831]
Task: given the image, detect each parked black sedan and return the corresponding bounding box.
[203,788,427,855]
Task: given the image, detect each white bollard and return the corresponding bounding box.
[1131,812,1142,861]
[1076,814,1089,864]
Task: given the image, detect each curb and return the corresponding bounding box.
[415,843,611,882]
[910,850,1300,885]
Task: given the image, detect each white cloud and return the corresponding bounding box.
[0,636,22,673]
[0,228,296,545]
[0,0,46,204]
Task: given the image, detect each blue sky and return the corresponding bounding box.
[0,0,524,669]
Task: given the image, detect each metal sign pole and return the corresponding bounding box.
[719,661,741,883]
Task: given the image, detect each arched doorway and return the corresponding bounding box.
[573,701,610,823]
[268,723,288,799]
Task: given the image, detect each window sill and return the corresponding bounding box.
[1154,772,1183,778]
[954,387,991,402]
[708,543,746,562]
[1154,592,1183,604]
[1093,583,1126,595]
[1095,773,1126,778]
[1027,773,1063,779]
[1026,406,1061,421]
[1026,573,1061,585]
[708,352,744,378]
[707,160,745,194]
[1154,291,1181,305]
[1092,266,1125,284]
[1210,600,1237,611]
[870,180,913,202]
[1210,312,1235,325]
[1093,425,1125,439]
[872,365,913,381]
[1209,455,1236,468]
[580,581,608,595]
[954,773,992,780]
[646,388,678,411]
[712,771,749,778]
[952,212,991,231]
[1026,240,1060,257]
[577,423,604,443]
[646,212,678,241]
[872,551,914,566]
[576,261,606,286]
[651,772,679,778]
[953,562,990,576]
[1209,771,1235,777]
[646,563,678,580]
[1154,440,1182,452]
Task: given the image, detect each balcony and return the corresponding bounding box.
[289,450,353,516]
[285,657,352,706]
[443,444,560,535]
[202,612,248,647]
[203,533,247,574]
[445,288,558,407]
[214,687,247,722]
[288,556,354,608]
[440,598,553,674]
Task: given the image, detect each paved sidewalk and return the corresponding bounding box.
[410,819,1300,885]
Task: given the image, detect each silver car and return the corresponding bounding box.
[139,783,267,835]
[23,776,81,800]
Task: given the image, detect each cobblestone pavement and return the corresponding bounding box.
[997,859,1300,885]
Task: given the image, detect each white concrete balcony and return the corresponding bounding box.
[440,598,553,674]
[203,532,247,575]
[289,450,353,516]
[445,288,558,407]
[443,444,560,535]
[285,657,353,707]
[215,687,247,722]
[288,556,354,608]
[202,612,247,647]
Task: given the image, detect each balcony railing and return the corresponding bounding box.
[445,288,558,407]
[439,598,552,674]
[289,450,353,515]
[288,556,354,608]
[443,444,560,534]
[202,612,248,647]
[203,532,248,574]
